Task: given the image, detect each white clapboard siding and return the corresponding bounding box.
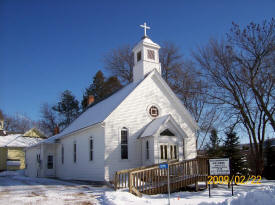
[104,73,197,181]
[55,124,105,181]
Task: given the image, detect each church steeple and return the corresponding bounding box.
[132,23,161,82]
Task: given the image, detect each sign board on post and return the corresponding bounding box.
[159,163,170,205]
[208,158,231,198]
[209,158,230,175]
[159,163,168,169]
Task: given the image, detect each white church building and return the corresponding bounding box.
[25,23,198,182]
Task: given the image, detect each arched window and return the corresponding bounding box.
[90,137,93,161]
[73,141,77,163]
[61,145,64,164]
[146,140,149,160]
[121,127,128,159]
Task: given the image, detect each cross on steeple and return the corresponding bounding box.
[140,22,150,37]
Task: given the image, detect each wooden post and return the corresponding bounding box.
[195,176,199,192]
[128,172,130,188]
[129,172,133,193]
[114,172,118,190]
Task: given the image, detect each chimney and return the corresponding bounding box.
[0,110,4,131]
[87,95,94,106]
[54,126,59,135]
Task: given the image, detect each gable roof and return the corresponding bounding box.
[42,79,142,144]
[39,69,198,145]
[139,114,187,139]
[23,128,47,139]
[139,115,170,138]
[0,134,43,147]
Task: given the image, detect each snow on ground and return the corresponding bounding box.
[104,181,275,205]
[0,171,275,205]
[0,170,110,205]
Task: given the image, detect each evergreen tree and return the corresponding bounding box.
[223,130,248,176]
[263,139,275,179]
[53,90,80,128]
[104,76,122,96]
[81,70,106,109]
[206,129,222,158]
[81,70,122,110]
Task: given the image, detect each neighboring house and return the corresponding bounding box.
[25,28,198,182]
[0,114,46,171]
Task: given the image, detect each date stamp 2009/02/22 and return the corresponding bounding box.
[208,175,262,185]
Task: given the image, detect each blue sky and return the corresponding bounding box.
[1,0,274,121]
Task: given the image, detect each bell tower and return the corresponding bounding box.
[133,22,161,82]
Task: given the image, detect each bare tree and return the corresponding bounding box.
[3,112,33,133]
[103,42,185,85]
[159,41,184,84]
[172,60,219,149]
[39,103,59,136]
[228,19,275,131]
[194,19,275,174]
[103,45,134,84]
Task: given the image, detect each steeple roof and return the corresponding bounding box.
[132,36,160,52]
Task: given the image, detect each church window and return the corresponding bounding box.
[61,145,64,164]
[147,49,155,60]
[170,145,178,159]
[160,145,168,160]
[121,127,128,159]
[47,155,53,169]
[137,51,142,62]
[146,140,149,160]
[36,154,40,163]
[73,142,76,163]
[174,145,177,159]
[149,106,159,117]
[90,137,93,161]
[183,139,185,159]
[160,129,175,136]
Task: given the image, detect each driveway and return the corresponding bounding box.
[0,172,110,205]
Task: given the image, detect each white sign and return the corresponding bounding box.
[209,158,230,175]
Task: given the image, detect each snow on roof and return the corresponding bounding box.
[0,134,21,147]
[6,136,43,147]
[0,134,43,147]
[132,36,160,51]
[43,80,141,144]
[139,115,170,138]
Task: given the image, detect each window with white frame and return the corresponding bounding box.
[121,127,128,159]
[137,51,141,62]
[146,140,149,160]
[47,155,53,169]
[160,144,177,160]
[170,145,178,159]
[90,137,93,161]
[149,106,159,117]
[160,145,168,160]
[61,145,64,164]
[73,142,76,163]
[174,145,177,159]
[147,49,155,60]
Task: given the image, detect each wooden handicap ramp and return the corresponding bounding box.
[114,157,208,197]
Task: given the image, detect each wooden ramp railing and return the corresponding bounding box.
[114,157,208,197]
[114,160,178,190]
